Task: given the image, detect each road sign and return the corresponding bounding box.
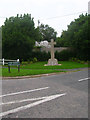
[8,62,20,73]
[8,62,20,66]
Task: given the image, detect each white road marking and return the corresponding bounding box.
[78,78,89,82]
[0,87,49,98]
[0,93,66,117]
[0,96,49,105]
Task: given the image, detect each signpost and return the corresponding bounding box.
[8,62,20,73]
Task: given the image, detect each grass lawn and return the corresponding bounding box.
[20,61,88,69]
[2,68,63,77]
[1,61,88,77]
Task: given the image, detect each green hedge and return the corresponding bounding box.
[21,49,88,62]
[30,50,76,61]
[55,49,76,61]
[31,51,50,61]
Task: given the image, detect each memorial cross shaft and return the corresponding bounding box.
[49,39,56,60]
[45,39,58,66]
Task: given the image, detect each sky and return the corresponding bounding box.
[0,0,89,36]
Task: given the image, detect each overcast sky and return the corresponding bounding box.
[0,0,89,36]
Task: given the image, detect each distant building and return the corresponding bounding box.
[40,47,68,53]
[34,40,68,53]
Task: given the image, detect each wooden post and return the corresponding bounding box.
[8,66,11,73]
[18,65,20,72]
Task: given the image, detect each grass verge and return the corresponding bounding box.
[2,68,64,77]
[20,61,88,69]
[1,61,88,77]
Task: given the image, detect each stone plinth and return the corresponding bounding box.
[47,58,58,66]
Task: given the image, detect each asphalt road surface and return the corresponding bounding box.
[1,68,88,118]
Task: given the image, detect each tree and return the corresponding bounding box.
[57,13,89,60]
[38,24,57,42]
[2,14,38,60]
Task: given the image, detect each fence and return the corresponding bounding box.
[0,58,19,65]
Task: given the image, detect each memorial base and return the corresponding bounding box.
[45,58,61,66]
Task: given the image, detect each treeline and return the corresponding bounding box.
[1,13,89,61]
[2,14,57,61]
[56,13,89,60]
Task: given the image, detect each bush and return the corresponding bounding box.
[69,57,87,64]
[32,51,50,61]
[30,61,33,64]
[31,49,77,61]
[55,49,76,61]
[21,61,28,65]
[33,57,38,63]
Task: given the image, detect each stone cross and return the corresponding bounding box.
[49,39,56,60]
[45,39,59,66]
[46,39,58,66]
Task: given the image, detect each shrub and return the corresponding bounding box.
[33,57,38,63]
[69,57,87,64]
[32,51,50,61]
[55,49,76,61]
[30,61,33,64]
[21,61,28,65]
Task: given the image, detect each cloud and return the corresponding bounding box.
[0,0,89,35]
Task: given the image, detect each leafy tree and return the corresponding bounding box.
[38,24,57,42]
[57,13,89,60]
[2,14,38,60]
[56,36,67,47]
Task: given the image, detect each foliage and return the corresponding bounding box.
[2,13,89,61]
[56,37,65,47]
[31,51,50,61]
[69,57,88,64]
[21,61,29,65]
[2,14,40,60]
[33,57,38,63]
[38,24,57,42]
[55,49,76,61]
[21,57,38,65]
[29,49,76,62]
[56,13,89,60]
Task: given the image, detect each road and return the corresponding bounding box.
[1,68,88,118]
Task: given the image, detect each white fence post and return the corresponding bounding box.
[17,59,19,62]
[3,58,4,65]
[1,58,19,65]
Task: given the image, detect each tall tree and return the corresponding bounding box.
[2,14,37,60]
[38,24,57,42]
[57,13,89,60]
